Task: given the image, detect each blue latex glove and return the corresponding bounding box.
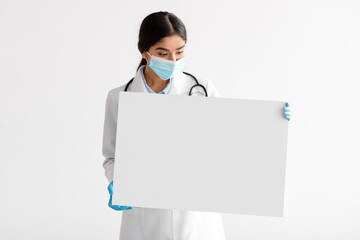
[107,181,132,211]
[283,102,291,121]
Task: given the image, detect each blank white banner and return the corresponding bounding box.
[113,92,288,217]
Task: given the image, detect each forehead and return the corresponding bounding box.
[152,35,186,51]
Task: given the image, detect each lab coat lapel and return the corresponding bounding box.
[128,67,148,93]
[168,71,188,95]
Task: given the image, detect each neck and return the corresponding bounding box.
[143,65,169,90]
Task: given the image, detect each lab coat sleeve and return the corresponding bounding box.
[102,90,118,184]
[206,79,221,98]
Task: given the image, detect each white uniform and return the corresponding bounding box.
[102,66,227,240]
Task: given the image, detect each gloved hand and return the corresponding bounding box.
[107,181,133,211]
[283,102,291,121]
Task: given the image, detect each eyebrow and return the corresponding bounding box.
[155,44,185,51]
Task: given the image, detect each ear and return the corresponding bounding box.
[142,52,150,64]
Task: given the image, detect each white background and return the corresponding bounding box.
[1,0,359,239]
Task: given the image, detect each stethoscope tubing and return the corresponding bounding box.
[124,71,208,97]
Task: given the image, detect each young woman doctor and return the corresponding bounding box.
[102,11,291,240]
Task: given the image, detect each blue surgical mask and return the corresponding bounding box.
[146,51,186,80]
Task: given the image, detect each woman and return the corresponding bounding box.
[102,11,291,240]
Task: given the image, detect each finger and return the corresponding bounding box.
[108,195,113,208]
[283,107,291,112]
[108,196,122,211]
[111,204,133,211]
[108,182,114,195]
[113,205,123,211]
[286,102,289,107]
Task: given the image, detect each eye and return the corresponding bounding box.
[158,53,168,56]
[176,51,184,55]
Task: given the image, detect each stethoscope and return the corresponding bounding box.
[124,71,208,97]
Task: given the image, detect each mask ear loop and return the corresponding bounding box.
[145,51,152,65]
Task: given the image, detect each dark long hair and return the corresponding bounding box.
[136,11,187,72]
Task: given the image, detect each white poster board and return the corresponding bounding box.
[113,92,288,217]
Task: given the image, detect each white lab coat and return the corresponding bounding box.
[102,65,227,240]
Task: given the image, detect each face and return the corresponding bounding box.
[142,35,186,63]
